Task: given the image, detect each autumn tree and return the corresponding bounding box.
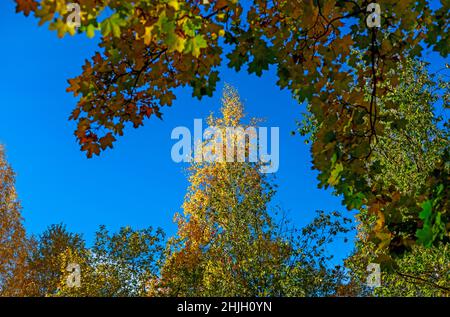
[26,223,87,296]
[0,145,32,296]
[54,225,165,297]
[153,86,351,296]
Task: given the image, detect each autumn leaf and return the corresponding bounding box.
[184,35,207,58]
[15,0,38,16]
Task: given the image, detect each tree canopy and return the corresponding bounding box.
[14,0,449,251]
[6,0,450,297]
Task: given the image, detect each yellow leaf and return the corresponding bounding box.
[168,0,180,10]
[143,26,154,45]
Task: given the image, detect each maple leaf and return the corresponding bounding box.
[16,0,38,16]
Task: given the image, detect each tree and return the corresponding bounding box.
[20,223,164,297]
[13,0,449,155]
[0,145,31,296]
[153,86,351,296]
[280,210,352,297]
[54,225,165,297]
[26,223,86,296]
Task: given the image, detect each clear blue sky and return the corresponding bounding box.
[0,1,446,265]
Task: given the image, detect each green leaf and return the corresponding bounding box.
[101,14,126,38]
[86,24,96,38]
[166,32,186,53]
[185,35,207,58]
[248,41,275,76]
[182,17,202,37]
[418,200,432,221]
[416,224,433,247]
[328,163,343,186]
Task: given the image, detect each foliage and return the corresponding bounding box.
[299,58,449,253]
[0,139,348,297]
[376,243,450,296]
[0,146,32,296]
[7,0,450,292]
[14,0,450,250]
[153,86,351,296]
[19,223,164,297]
[55,225,165,297]
[26,223,86,296]
[280,210,352,297]
[343,211,450,297]
[54,226,164,297]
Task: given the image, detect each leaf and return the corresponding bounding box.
[143,26,154,45]
[167,0,180,10]
[101,14,126,38]
[15,0,38,16]
[166,32,186,53]
[49,19,71,38]
[328,163,343,186]
[248,41,275,76]
[99,133,116,150]
[185,35,207,58]
[418,200,432,222]
[416,224,433,247]
[416,200,446,247]
[86,24,96,38]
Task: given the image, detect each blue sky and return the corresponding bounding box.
[0,1,446,265]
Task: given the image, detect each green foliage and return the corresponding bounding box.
[55,225,165,297]
[416,185,446,247]
[21,223,165,297]
[345,233,450,297]
[374,243,450,297]
[300,58,449,253]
